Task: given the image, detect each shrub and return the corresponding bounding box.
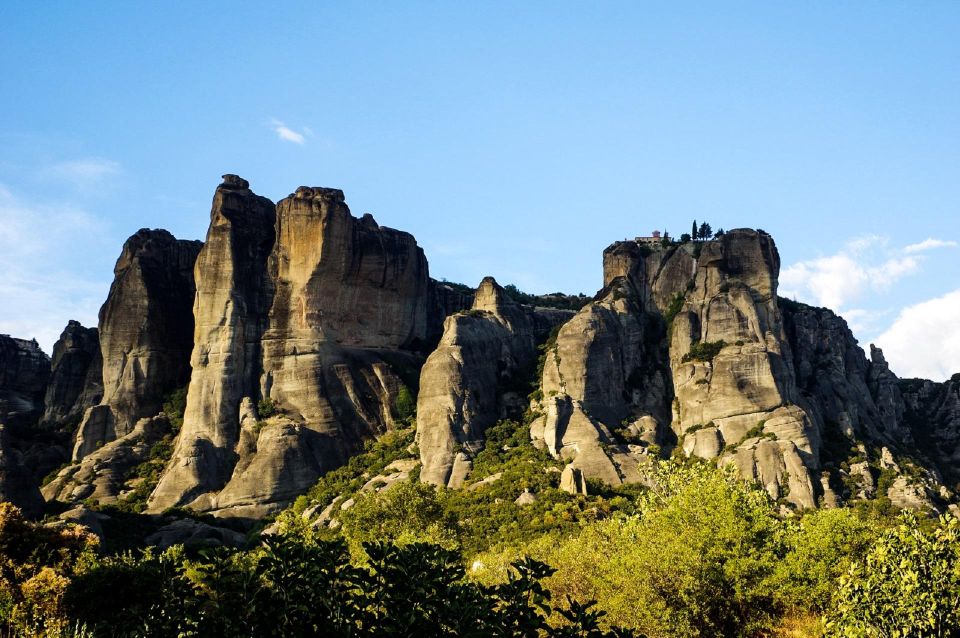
[825,514,960,637]
[393,385,416,423]
[542,461,783,636]
[161,386,188,433]
[681,340,726,363]
[257,398,276,418]
[663,293,685,326]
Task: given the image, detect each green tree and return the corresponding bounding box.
[698,222,712,240]
[543,461,783,636]
[393,385,416,423]
[691,219,698,241]
[825,514,960,637]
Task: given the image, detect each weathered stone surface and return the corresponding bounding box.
[418,277,538,486]
[43,415,171,505]
[0,335,50,426]
[515,488,537,506]
[150,176,276,512]
[531,231,822,509]
[900,374,960,487]
[74,229,201,461]
[42,321,102,426]
[145,518,246,549]
[153,179,435,518]
[265,188,431,352]
[559,464,588,496]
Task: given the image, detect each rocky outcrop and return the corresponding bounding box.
[417,277,538,487]
[529,231,822,509]
[900,374,960,487]
[150,176,277,512]
[0,335,50,427]
[43,414,171,505]
[42,321,102,426]
[152,179,436,519]
[73,229,201,461]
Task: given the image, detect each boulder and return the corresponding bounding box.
[43,414,171,505]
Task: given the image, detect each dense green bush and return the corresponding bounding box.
[825,514,960,637]
[681,340,726,363]
[392,385,416,423]
[61,534,638,637]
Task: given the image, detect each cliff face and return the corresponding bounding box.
[150,178,437,519]
[42,321,102,426]
[524,229,956,511]
[73,229,201,461]
[0,335,50,427]
[417,278,544,487]
[901,374,960,487]
[149,175,277,513]
[13,173,958,521]
[0,336,50,517]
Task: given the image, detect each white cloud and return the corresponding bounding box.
[43,157,121,189]
[0,184,111,353]
[270,119,307,145]
[780,235,920,311]
[904,238,958,253]
[874,289,960,381]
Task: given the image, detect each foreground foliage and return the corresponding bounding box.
[5,446,960,636]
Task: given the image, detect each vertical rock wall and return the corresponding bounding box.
[149,175,276,511]
[42,321,102,425]
[72,229,201,461]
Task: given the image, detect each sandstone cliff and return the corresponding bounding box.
[417,277,542,487]
[73,229,201,461]
[151,178,437,519]
[524,229,953,511]
[149,175,277,513]
[42,321,102,426]
[0,335,50,427]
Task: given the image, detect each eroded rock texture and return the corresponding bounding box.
[526,230,936,510]
[150,175,276,512]
[0,335,50,426]
[43,414,171,505]
[901,374,960,488]
[73,229,201,461]
[152,179,436,519]
[42,321,102,426]
[417,277,541,487]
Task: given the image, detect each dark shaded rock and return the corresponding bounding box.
[73,229,201,460]
[42,321,102,426]
[0,335,50,426]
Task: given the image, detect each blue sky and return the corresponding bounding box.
[1,2,958,379]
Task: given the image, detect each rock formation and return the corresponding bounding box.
[73,229,201,461]
[3,170,957,523]
[42,321,102,426]
[417,277,539,487]
[151,178,437,519]
[149,175,277,513]
[526,229,953,511]
[0,335,50,427]
[900,374,960,488]
[43,414,171,504]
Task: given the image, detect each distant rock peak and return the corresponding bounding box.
[220,174,250,190]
